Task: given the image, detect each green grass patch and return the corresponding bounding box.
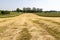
[0,12,22,18]
[36,12,60,17]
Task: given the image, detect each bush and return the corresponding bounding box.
[1,11,10,15]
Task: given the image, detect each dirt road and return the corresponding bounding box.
[0,13,60,40]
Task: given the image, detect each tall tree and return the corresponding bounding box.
[23,7,31,12]
[36,8,40,12]
[26,7,31,12]
[16,8,22,12]
[32,7,37,12]
[39,8,43,12]
[23,7,26,12]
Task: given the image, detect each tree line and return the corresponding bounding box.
[16,7,43,13]
[16,7,57,13]
[0,7,57,15]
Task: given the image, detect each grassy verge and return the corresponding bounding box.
[0,12,22,18]
[35,12,60,17]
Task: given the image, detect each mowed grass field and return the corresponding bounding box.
[0,13,60,40]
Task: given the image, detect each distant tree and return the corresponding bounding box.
[16,28,32,40]
[49,10,57,12]
[1,11,10,15]
[26,7,31,12]
[39,8,43,12]
[36,8,40,12]
[23,7,26,12]
[16,8,22,12]
[32,7,37,13]
[16,8,20,12]
[23,7,31,13]
[22,7,43,13]
[44,11,48,13]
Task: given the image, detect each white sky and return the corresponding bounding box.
[0,0,60,11]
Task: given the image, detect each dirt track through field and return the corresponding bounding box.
[0,13,60,40]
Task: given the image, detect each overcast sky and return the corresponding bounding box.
[0,0,60,11]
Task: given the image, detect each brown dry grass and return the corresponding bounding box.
[0,13,60,40]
